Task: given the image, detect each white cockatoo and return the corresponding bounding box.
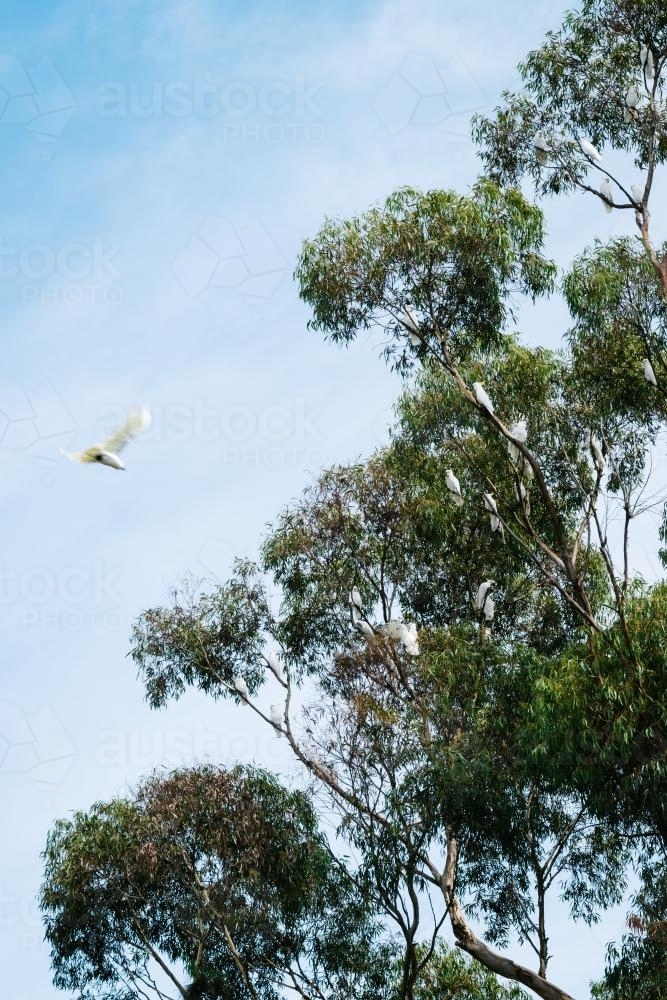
[578,137,602,161]
[590,437,606,473]
[516,481,531,516]
[233,676,249,699]
[533,131,550,165]
[62,404,151,470]
[631,183,645,206]
[641,44,655,81]
[382,620,405,641]
[473,381,494,413]
[357,619,374,639]
[483,595,495,622]
[600,178,614,212]
[349,588,364,615]
[644,358,658,386]
[264,649,284,682]
[270,704,283,735]
[445,469,463,507]
[475,580,494,611]
[400,305,422,346]
[624,84,641,121]
[507,417,528,463]
[401,622,419,656]
[484,493,503,535]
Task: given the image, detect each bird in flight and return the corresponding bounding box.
[62,404,151,470]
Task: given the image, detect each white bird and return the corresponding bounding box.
[475,580,494,611]
[233,676,249,699]
[631,183,645,206]
[61,404,151,470]
[644,358,658,386]
[624,84,641,121]
[356,619,374,639]
[507,417,528,463]
[382,620,405,641]
[400,305,422,346]
[640,45,655,82]
[484,493,503,535]
[270,704,283,735]
[521,458,535,482]
[445,469,463,507]
[264,649,284,682]
[590,437,605,472]
[473,382,494,414]
[509,416,528,443]
[483,595,495,622]
[349,588,363,615]
[401,622,419,656]
[533,131,550,165]
[600,178,614,212]
[516,481,531,516]
[578,137,602,162]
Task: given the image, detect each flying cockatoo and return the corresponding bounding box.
[445,469,463,507]
[624,84,641,121]
[270,704,283,735]
[590,437,605,473]
[533,131,550,165]
[400,305,422,346]
[640,44,655,81]
[644,358,658,386]
[356,619,374,639]
[473,381,494,413]
[475,580,494,611]
[233,676,249,700]
[631,183,645,206]
[600,178,614,212]
[578,137,602,162]
[484,493,503,535]
[62,404,151,470]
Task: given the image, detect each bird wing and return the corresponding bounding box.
[61,447,101,464]
[101,405,151,455]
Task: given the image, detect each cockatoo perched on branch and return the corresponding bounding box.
[507,417,528,463]
[484,493,503,537]
[400,305,422,346]
[624,84,641,122]
[234,676,249,700]
[475,581,495,621]
[533,132,550,165]
[349,588,363,615]
[644,358,658,386]
[264,649,284,682]
[357,619,374,639]
[577,137,602,162]
[640,44,655,82]
[600,178,614,212]
[590,437,605,473]
[445,469,463,507]
[270,704,283,735]
[473,382,494,413]
[62,404,151,470]
[631,183,645,206]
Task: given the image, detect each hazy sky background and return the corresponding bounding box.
[1,1,664,997]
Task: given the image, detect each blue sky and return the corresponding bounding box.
[0,1,661,997]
